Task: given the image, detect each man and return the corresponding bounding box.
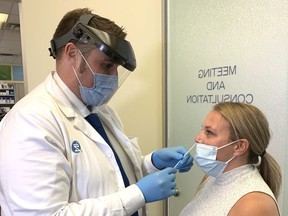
[0,8,193,215]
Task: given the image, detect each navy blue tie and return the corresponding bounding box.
[85,114,139,216]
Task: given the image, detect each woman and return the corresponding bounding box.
[180,102,282,216]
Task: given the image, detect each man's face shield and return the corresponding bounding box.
[74,31,132,107]
[49,14,137,106]
[75,24,136,72]
[49,14,136,71]
[76,33,131,89]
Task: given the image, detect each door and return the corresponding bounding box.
[165,1,288,215]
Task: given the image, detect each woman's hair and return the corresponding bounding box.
[52,8,126,59]
[213,102,282,199]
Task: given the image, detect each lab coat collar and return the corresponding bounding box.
[44,72,107,144]
[52,71,90,117]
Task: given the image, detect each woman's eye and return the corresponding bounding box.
[205,130,213,136]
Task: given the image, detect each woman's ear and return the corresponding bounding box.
[234,139,249,156]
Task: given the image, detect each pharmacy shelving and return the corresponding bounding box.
[0,83,15,107]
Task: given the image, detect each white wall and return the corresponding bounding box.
[20,0,164,215]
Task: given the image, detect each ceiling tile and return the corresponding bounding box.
[0,2,12,14]
[0,0,22,66]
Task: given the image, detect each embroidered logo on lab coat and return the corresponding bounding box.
[72,141,81,153]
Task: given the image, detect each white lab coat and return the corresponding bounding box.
[0,72,157,216]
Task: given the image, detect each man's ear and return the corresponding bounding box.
[234,139,249,156]
[64,42,78,61]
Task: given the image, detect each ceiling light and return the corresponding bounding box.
[0,13,8,29]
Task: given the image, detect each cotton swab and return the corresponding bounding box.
[174,143,196,169]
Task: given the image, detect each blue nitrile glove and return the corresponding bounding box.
[152,146,193,172]
[136,167,177,203]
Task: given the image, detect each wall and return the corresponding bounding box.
[20,0,164,215]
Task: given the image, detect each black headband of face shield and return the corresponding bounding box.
[49,14,136,71]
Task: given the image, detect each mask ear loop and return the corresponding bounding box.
[72,65,83,87]
[217,139,240,150]
[71,45,84,87]
[226,155,236,164]
[77,48,95,76]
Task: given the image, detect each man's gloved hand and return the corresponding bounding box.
[152,146,193,172]
[136,167,177,203]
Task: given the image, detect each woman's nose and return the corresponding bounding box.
[194,132,202,143]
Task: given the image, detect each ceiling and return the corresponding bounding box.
[0,0,21,66]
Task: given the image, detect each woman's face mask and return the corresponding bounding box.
[194,140,239,177]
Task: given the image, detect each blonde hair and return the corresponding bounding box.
[213,102,282,199]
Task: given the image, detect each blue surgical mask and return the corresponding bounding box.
[80,73,118,106]
[194,140,238,177]
[72,66,118,107]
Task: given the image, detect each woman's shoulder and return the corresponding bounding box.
[228,192,279,216]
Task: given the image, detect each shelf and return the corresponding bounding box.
[0,104,14,107]
[0,83,15,106]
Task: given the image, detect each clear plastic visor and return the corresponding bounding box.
[76,40,131,88]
